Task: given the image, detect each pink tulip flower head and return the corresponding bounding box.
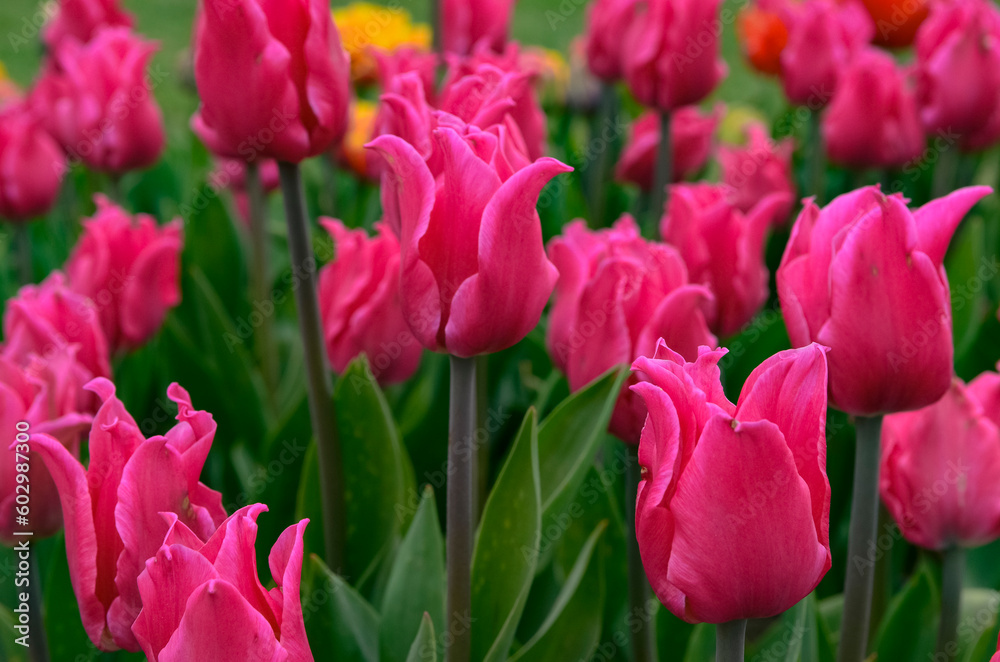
[0,102,66,222]
[616,105,723,191]
[42,0,133,49]
[718,120,796,224]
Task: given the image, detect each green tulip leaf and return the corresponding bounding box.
[405,613,438,662]
[303,555,380,662]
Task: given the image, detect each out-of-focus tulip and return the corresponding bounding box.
[738,4,789,76]
[915,0,1000,139]
[547,216,716,443]
[881,375,1000,550]
[33,380,228,651]
[333,2,431,83]
[31,28,165,173]
[631,342,831,624]
[0,102,66,222]
[583,0,641,82]
[441,0,516,55]
[718,121,795,222]
[338,99,379,180]
[211,157,281,226]
[191,0,351,163]
[861,0,928,48]
[2,273,111,380]
[777,185,992,415]
[616,105,723,191]
[132,506,312,662]
[0,351,92,543]
[64,196,182,351]
[374,47,439,105]
[621,0,727,112]
[822,48,925,169]
[368,128,570,357]
[0,62,23,109]
[42,0,133,50]
[318,219,422,384]
[779,0,873,107]
[662,183,791,337]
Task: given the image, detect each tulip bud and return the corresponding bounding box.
[718,121,796,223]
[441,0,516,56]
[42,0,133,50]
[583,0,641,82]
[0,102,66,222]
[616,105,723,191]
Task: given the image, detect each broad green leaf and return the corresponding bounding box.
[874,561,940,662]
[379,487,446,662]
[958,589,1000,662]
[295,443,325,561]
[745,593,833,662]
[682,623,716,662]
[509,521,607,662]
[0,603,27,662]
[471,408,541,662]
[947,215,989,359]
[42,535,96,662]
[303,555,380,662]
[405,613,438,662]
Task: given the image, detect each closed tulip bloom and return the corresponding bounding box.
[737,3,790,76]
[42,0,133,49]
[318,219,422,384]
[0,351,92,543]
[719,121,796,223]
[441,0,516,55]
[547,216,716,443]
[661,183,791,337]
[631,342,831,624]
[132,506,312,662]
[0,102,66,222]
[822,48,925,169]
[32,28,165,173]
[33,380,228,651]
[64,196,182,351]
[583,0,641,81]
[777,185,992,415]
[191,0,351,163]
[779,0,873,106]
[881,375,1000,550]
[622,0,727,112]
[616,105,723,191]
[915,0,1000,139]
[368,128,570,357]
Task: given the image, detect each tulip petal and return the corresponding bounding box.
[912,186,992,266]
[119,222,182,346]
[268,520,312,662]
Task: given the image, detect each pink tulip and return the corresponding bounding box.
[0,102,66,222]
[631,342,831,624]
[33,379,228,651]
[374,47,439,106]
[718,121,796,224]
[132,506,312,662]
[621,0,727,112]
[191,0,351,163]
[547,216,716,443]
[318,219,422,384]
[42,0,133,49]
[881,375,1000,550]
[616,105,723,191]
[31,28,165,173]
[915,0,1000,139]
[441,0,516,55]
[64,195,182,351]
[367,128,570,357]
[777,185,992,415]
[661,183,791,338]
[583,0,641,82]
[779,0,874,106]
[822,48,925,169]
[0,351,92,543]
[2,273,111,380]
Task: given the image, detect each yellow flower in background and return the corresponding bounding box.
[0,61,23,108]
[719,105,770,146]
[333,3,431,83]
[521,47,570,106]
[339,99,379,179]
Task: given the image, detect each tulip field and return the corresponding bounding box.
[5,0,1000,660]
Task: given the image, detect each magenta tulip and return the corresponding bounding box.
[318,219,422,384]
[32,380,227,651]
[31,28,165,173]
[132,506,312,662]
[661,183,791,337]
[621,0,727,112]
[64,195,182,351]
[191,0,351,163]
[881,374,1000,550]
[822,48,925,169]
[368,127,570,357]
[0,102,66,222]
[616,105,723,191]
[631,341,831,624]
[547,215,716,443]
[718,121,796,223]
[440,0,515,55]
[42,0,133,49]
[777,185,992,415]
[583,0,641,82]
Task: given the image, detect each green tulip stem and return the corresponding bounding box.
[27,560,50,662]
[936,546,965,662]
[589,82,620,228]
[14,223,32,285]
[626,443,658,662]
[837,414,884,662]
[716,619,747,662]
[808,108,825,204]
[447,355,477,662]
[245,162,278,410]
[648,110,673,237]
[932,145,960,200]
[277,160,345,572]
